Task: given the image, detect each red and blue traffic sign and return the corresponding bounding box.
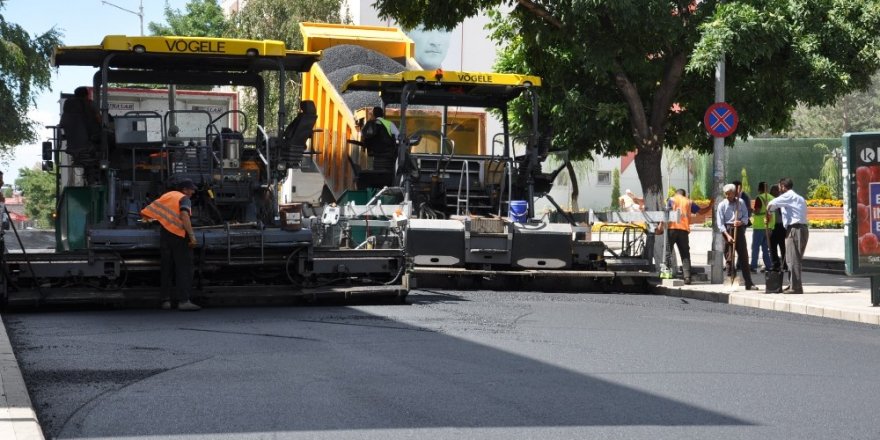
[704,102,739,138]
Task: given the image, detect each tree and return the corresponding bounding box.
[783,71,880,137]
[610,168,620,210]
[373,0,880,210]
[664,148,689,198]
[546,151,591,210]
[807,143,842,199]
[740,167,751,196]
[148,0,229,37]
[228,0,345,134]
[15,167,55,228]
[0,1,61,152]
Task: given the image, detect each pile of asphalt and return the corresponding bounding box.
[318,44,405,111]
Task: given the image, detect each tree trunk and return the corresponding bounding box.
[634,147,664,211]
[565,160,579,212]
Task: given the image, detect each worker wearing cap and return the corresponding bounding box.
[716,183,758,290]
[141,179,201,311]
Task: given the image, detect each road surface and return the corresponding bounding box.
[5,289,880,439]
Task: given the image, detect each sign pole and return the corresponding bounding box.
[710,58,726,284]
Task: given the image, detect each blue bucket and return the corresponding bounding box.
[509,200,529,223]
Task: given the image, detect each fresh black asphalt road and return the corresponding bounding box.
[4,290,880,440]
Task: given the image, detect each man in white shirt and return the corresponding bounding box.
[619,189,642,212]
[766,177,808,294]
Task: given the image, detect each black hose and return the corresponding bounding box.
[3,206,44,303]
[285,247,304,285]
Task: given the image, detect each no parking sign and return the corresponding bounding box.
[704,102,739,138]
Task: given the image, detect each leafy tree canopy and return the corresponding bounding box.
[0,0,61,152]
[373,0,880,209]
[228,0,344,134]
[783,71,880,137]
[148,0,229,37]
[15,167,55,228]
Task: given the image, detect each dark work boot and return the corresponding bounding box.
[682,258,692,285]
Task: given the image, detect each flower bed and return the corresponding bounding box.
[807,206,843,221]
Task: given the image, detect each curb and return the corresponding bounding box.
[0,314,44,440]
[652,285,880,326]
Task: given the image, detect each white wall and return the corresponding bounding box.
[538,155,693,213]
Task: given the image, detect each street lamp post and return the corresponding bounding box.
[683,149,695,198]
[102,0,144,36]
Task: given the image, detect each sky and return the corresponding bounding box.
[2,0,189,182]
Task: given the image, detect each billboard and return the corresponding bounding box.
[844,132,880,275]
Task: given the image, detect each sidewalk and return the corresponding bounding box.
[0,314,44,440]
[652,271,880,325]
[653,227,880,326]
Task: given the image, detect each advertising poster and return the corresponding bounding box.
[845,132,880,275]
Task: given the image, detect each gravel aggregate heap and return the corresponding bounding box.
[319,45,405,111]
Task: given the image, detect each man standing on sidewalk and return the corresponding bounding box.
[750,181,774,272]
[766,177,808,294]
[665,189,713,284]
[768,184,787,271]
[717,184,758,290]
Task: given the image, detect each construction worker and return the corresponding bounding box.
[665,189,713,284]
[750,181,774,272]
[361,107,399,174]
[141,179,201,311]
[716,183,758,290]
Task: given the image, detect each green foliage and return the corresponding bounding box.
[727,138,840,193]
[148,0,229,37]
[784,71,880,137]
[0,2,61,151]
[15,167,55,228]
[693,154,710,199]
[691,185,705,200]
[228,0,344,134]
[374,0,504,31]
[667,186,677,198]
[807,180,834,200]
[740,167,751,195]
[1,186,12,198]
[610,168,620,210]
[373,0,880,210]
[811,143,843,199]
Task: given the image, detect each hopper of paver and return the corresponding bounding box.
[299,22,418,199]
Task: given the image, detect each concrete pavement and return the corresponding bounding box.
[651,227,880,326]
[653,270,879,325]
[0,314,43,440]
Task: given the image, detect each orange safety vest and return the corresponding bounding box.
[668,193,691,232]
[140,191,187,238]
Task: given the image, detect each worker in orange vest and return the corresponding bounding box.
[141,179,200,311]
[665,188,713,284]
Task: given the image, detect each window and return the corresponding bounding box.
[597,171,611,186]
